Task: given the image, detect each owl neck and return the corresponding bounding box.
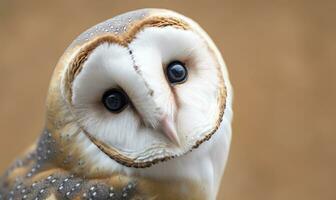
[41,103,231,199]
[27,119,230,200]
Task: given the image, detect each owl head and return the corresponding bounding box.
[46,9,230,173]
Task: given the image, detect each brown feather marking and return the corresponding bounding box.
[61,14,227,168]
[82,128,175,168]
[46,194,57,200]
[64,16,189,104]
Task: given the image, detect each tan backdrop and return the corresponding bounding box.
[0,0,335,199]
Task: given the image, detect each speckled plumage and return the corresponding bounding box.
[0,131,140,200]
[0,8,233,200]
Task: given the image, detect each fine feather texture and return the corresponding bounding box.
[0,9,233,200]
[68,25,232,199]
[71,27,223,164]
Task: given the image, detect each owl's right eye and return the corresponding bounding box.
[102,89,129,113]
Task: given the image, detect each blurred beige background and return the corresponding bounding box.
[0,0,335,199]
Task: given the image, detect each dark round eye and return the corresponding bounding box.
[102,89,129,113]
[166,61,188,84]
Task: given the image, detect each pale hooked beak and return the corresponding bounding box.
[160,115,180,146]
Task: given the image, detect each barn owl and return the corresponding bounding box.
[0,8,233,200]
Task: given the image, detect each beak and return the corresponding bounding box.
[160,115,180,146]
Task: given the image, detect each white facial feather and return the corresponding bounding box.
[0,8,234,200]
[71,27,223,164]
[57,10,233,200]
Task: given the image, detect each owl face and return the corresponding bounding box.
[50,9,227,168]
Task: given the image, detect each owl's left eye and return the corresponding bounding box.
[102,89,129,113]
[166,61,188,84]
